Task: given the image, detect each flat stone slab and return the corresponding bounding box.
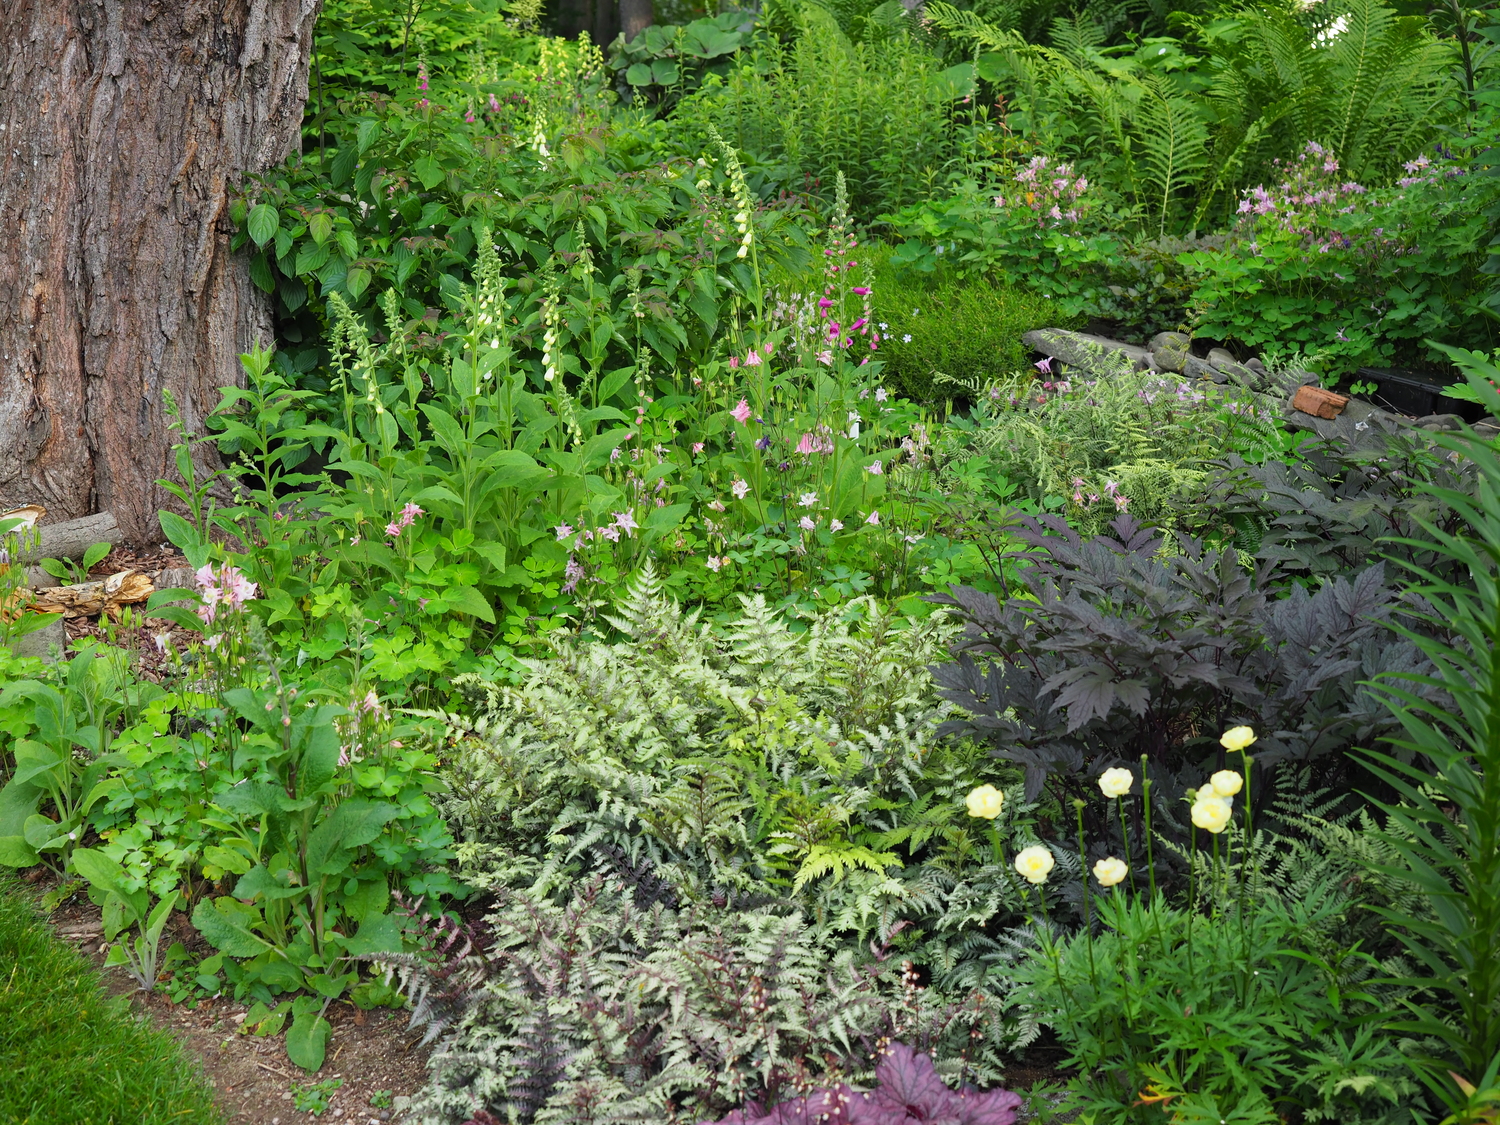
[1022,328,1149,372]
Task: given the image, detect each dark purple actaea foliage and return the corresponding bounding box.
[704,1043,1022,1125]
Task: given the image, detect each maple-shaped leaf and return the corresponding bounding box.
[868,1043,955,1120]
[952,1085,1023,1125]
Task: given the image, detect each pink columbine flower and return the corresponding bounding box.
[731,479,750,499]
[706,556,723,572]
[399,502,425,526]
[693,442,705,454]
[744,350,762,367]
[709,499,726,512]
[829,518,844,531]
[1035,357,1053,374]
[867,460,883,475]
[729,357,740,369]
[865,510,880,526]
[386,521,403,538]
[731,399,752,424]
[799,516,816,531]
[798,491,818,507]
[555,523,574,540]
[350,535,361,546]
[613,511,638,536]
[599,526,621,542]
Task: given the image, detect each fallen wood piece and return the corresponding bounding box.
[37,512,121,562]
[0,508,121,564]
[27,569,154,619]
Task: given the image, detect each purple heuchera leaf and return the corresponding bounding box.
[701,1044,1021,1125]
[869,1043,954,1119]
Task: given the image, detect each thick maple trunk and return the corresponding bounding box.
[0,0,320,543]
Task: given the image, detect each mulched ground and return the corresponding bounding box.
[23,868,433,1125]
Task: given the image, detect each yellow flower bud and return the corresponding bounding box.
[1191,797,1232,834]
[1093,857,1128,887]
[1014,845,1055,885]
[1220,725,1256,752]
[965,784,1004,820]
[1209,769,1243,798]
[1098,767,1133,798]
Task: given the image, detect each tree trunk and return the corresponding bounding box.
[0,0,321,543]
[619,0,653,44]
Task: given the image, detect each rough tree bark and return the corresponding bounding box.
[0,0,321,543]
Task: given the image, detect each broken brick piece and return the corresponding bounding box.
[1291,385,1350,420]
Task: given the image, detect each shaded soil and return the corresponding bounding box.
[31,872,434,1125]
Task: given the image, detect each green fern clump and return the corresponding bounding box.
[387,876,1008,1124]
[934,364,1250,533]
[433,565,966,901]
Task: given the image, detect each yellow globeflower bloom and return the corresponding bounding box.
[1098,767,1133,798]
[1015,845,1055,885]
[1093,857,1129,887]
[1191,797,1232,834]
[1209,769,1243,798]
[1220,726,1256,752]
[965,784,1005,820]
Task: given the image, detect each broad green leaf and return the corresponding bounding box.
[341,911,402,956]
[445,585,495,623]
[304,799,401,876]
[247,203,279,247]
[412,156,446,190]
[192,897,274,958]
[307,211,334,246]
[286,1010,332,1072]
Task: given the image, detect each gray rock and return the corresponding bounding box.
[1244,357,1266,373]
[1149,331,1192,373]
[1206,347,1239,367]
[1023,328,1148,375]
[9,617,65,663]
[1413,413,1467,433]
[1284,393,1402,447]
[1183,355,1228,384]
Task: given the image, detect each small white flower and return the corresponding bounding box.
[902,334,912,343]
[1015,844,1055,884]
[1098,768,1133,798]
[1093,857,1128,887]
[1191,796,1233,834]
[965,785,1004,819]
[1209,769,1243,798]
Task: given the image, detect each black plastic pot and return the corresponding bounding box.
[1354,367,1487,422]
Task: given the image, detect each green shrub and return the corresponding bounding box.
[867,248,1069,404]
[672,10,981,220]
[0,875,224,1124]
[1024,886,1421,1123]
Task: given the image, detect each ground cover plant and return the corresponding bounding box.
[5,0,1500,1120]
[0,873,224,1125]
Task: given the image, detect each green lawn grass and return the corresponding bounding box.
[0,875,223,1125]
